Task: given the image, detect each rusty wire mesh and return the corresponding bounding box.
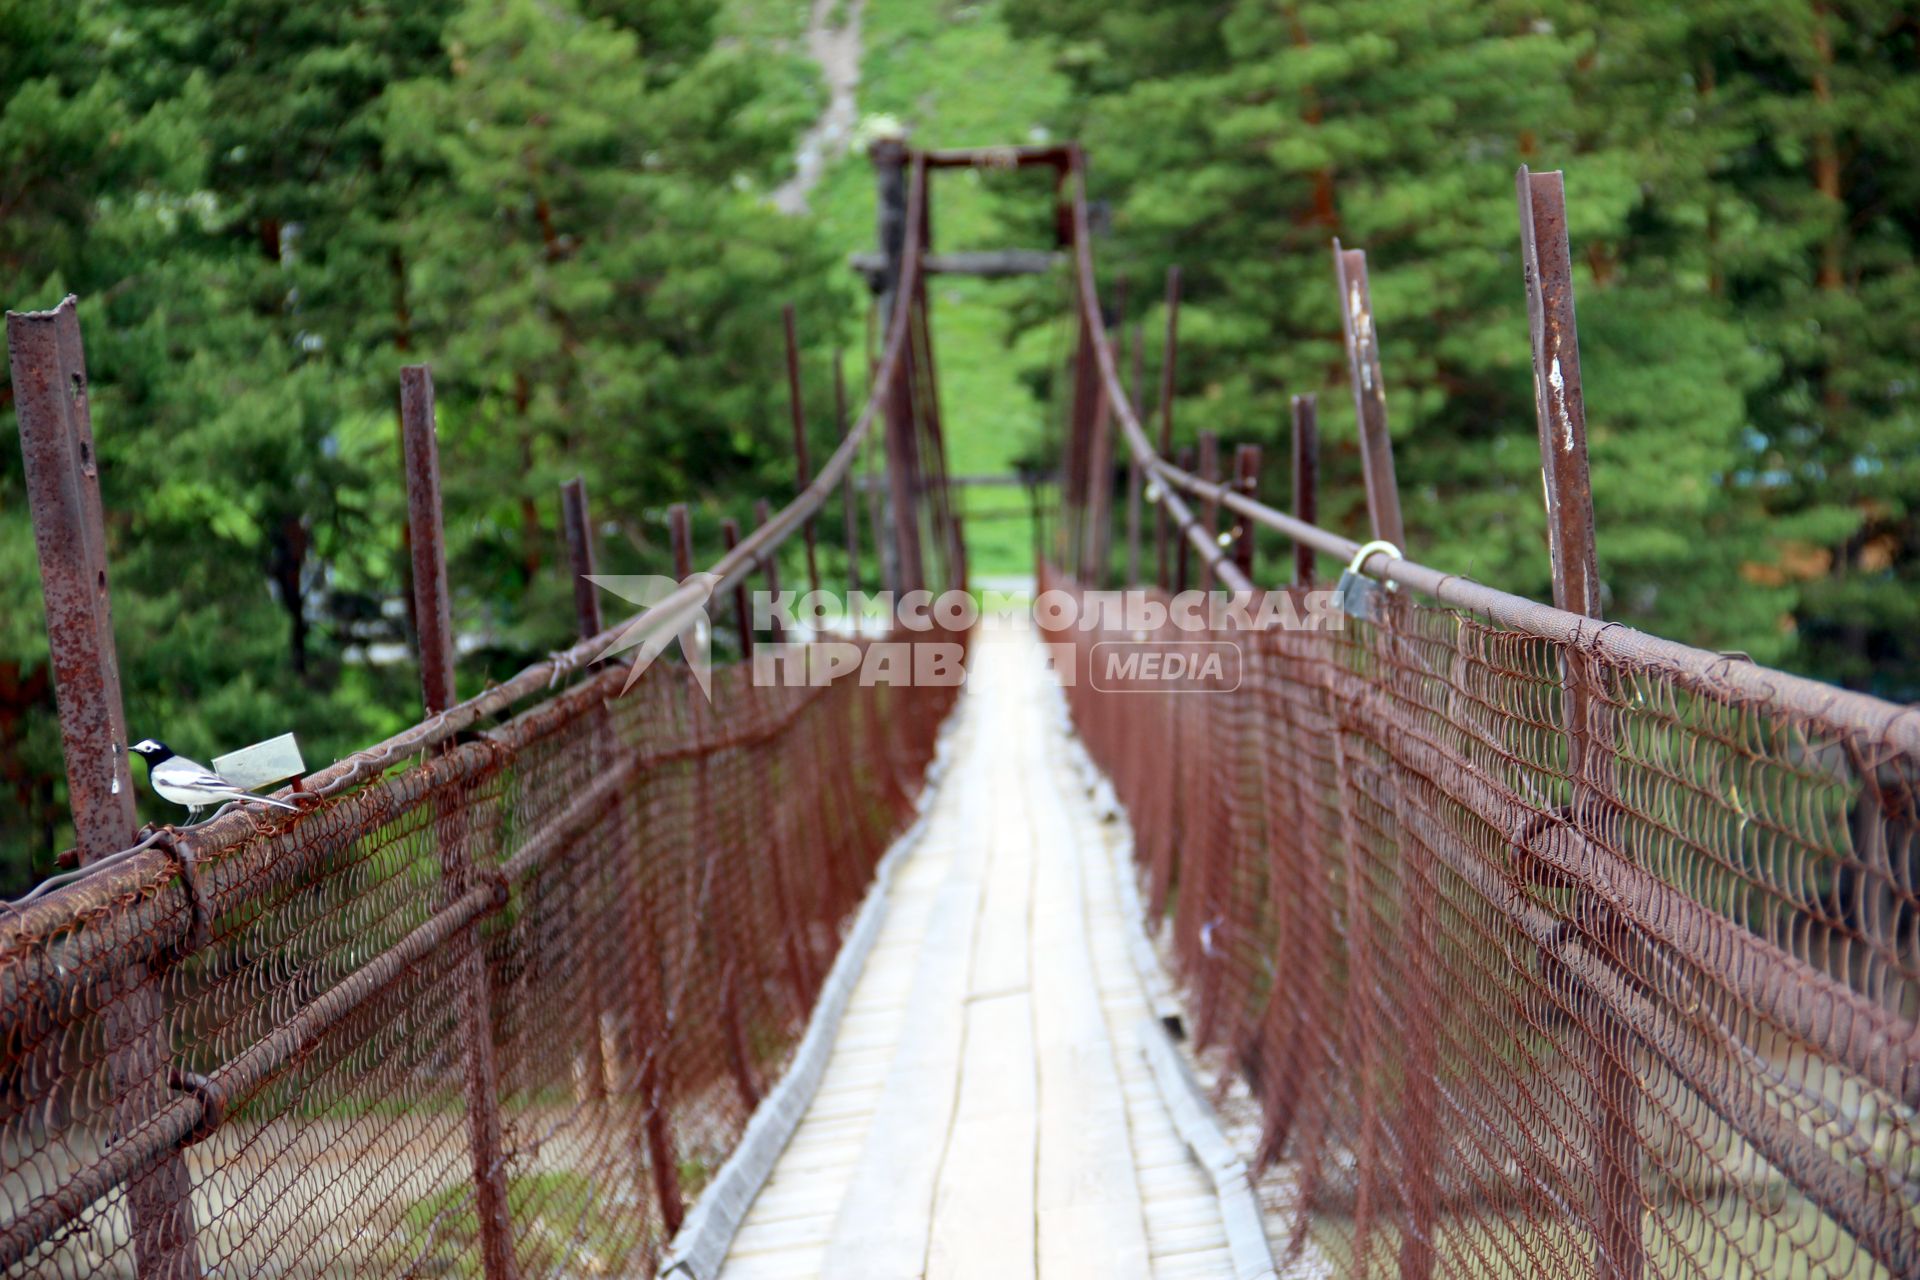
[1044,566,1920,1280]
[0,631,961,1278]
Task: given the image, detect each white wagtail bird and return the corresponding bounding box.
[129,739,299,824]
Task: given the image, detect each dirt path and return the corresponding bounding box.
[773,0,865,215]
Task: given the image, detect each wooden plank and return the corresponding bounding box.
[717,669,990,1280]
[1020,652,1154,1280]
[1048,675,1235,1275]
[816,704,995,1277]
[926,991,1038,1279]
[969,773,1034,998]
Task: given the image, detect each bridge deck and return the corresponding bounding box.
[720,627,1230,1279]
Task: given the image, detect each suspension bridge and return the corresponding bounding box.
[2,143,1916,1280]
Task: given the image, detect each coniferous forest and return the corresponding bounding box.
[2,0,1917,885]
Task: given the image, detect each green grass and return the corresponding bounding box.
[404,1170,647,1277]
[715,0,815,46]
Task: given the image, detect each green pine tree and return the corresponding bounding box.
[1003,0,1797,661]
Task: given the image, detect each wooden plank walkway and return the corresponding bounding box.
[720,627,1230,1279]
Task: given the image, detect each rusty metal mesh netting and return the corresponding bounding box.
[0,632,961,1278]
[1043,567,1919,1280]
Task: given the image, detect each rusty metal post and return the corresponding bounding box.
[1233,444,1261,579]
[1124,320,1144,586]
[1332,242,1406,549]
[1063,307,1099,578]
[753,499,787,645]
[721,518,754,659]
[1174,446,1195,595]
[1519,170,1602,623]
[604,498,680,1224]
[782,305,822,597]
[750,499,818,1007]
[9,297,204,1280]
[402,370,458,712]
[1082,382,1114,587]
[884,339,925,595]
[1290,396,1319,589]
[1124,458,1143,588]
[870,137,910,333]
[1154,266,1182,590]
[864,427,896,596]
[1197,432,1220,593]
[834,352,862,597]
[557,477,611,1102]
[400,365,519,1280]
[873,138,924,594]
[1326,246,1425,1273]
[560,478,603,641]
[669,503,761,1109]
[668,503,694,583]
[1517,164,1641,1280]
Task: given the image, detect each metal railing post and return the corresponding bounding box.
[559,478,604,641]
[1125,320,1144,586]
[1082,378,1114,586]
[1173,446,1195,595]
[670,504,762,1110]
[1325,250,1434,1272]
[1290,396,1319,589]
[864,426,896,595]
[873,142,924,594]
[834,352,862,597]
[1064,307,1097,577]
[1197,431,1220,592]
[1332,242,1407,548]
[884,333,925,594]
[753,499,787,645]
[753,499,818,1011]
[558,477,611,1103]
[9,296,204,1280]
[782,305,822,596]
[1154,266,1182,591]
[400,365,519,1280]
[1518,164,1642,1280]
[1233,444,1261,580]
[721,518,755,659]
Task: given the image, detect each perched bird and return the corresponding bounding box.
[129,739,298,824]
